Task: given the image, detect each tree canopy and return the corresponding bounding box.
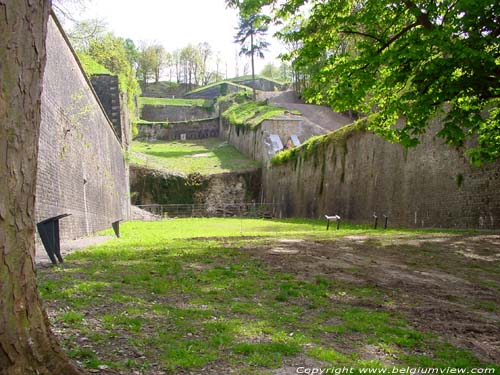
[234,13,271,100]
[228,0,500,164]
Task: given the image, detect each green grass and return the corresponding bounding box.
[222,101,297,129]
[185,80,251,95]
[77,53,112,75]
[138,96,213,109]
[37,219,498,373]
[130,139,260,175]
[229,74,287,86]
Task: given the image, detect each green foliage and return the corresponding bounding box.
[231,0,500,164]
[271,117,367,166]
[130,139,260,175]
[77,53,111,75]
[75,31,141,126]
[222,101,290,128]
[234,12,271,100]
[185,80,251,96]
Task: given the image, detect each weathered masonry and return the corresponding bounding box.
[35,15,130,242]
[264,119,500,229]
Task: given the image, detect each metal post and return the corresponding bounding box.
[384,215,388,229]
[337,219,341,230]
[373,214,378,229]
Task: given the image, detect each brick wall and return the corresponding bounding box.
[136,118,219,141]
[263,119,500,229]
[141,104,214,122]
[35,16,130,243]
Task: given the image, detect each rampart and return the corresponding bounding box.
[141,104,214,122]
[36,16,130,242]
[263,119,500,228]
[136,118,219,141]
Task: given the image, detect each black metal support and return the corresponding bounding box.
[37,214,71,265]
[112,220,122,238]
[325,215,341,230]
[373,214,378,229]
[384,215,389,229]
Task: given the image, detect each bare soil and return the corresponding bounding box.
[239,233,500,363]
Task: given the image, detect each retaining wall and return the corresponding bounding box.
[36,16,130,242]
[263,120,500,228]
[130,165,261,208]
[136,118,219,141]
[141,104,214,122]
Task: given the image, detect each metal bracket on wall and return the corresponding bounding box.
[36,213,71,265]
[112,220,123,238]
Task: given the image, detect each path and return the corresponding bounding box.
[259,90,354,133]
[35,235,113,267]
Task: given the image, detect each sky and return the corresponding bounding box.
[64,0,285,78]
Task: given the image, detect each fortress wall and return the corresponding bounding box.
[220,117,324,164]
[219,118,264,162]
[263,119,500,229]
[36,16,130,242]
[141,104,214,122]
[130,165,261,208]
[136,118,219,141]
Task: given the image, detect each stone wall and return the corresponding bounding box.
[233,77,287,92]
[141,104,214,122]
[220,116,325,163]
[263,120,500,229]
[130,165,261,208]
[136,118,219,141]
[184,82,246,100]
[36,16,130,242]
[140,82,195,98]
[90,74,131,148]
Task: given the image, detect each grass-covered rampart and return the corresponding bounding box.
[271,118,368,166]
[222,100,294,129]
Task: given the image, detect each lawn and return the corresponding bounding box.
[130,139,260,175]
[37,219,499,374]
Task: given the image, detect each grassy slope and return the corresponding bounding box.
[77,53,112,75]
[185,80,251,95]
[222,101,297,129]
[130,139,259,175]
[37,219,497,374]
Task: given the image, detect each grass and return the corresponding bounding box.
[130,138,260,175]
[37,219,498,374]
[185,80,251,95]
[229,74,287,86]
[77,53,111,76]
[138,96,213,109]
[222,100,298,129]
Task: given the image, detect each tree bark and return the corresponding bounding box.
[0,2,83,374]
[250,33,256,101]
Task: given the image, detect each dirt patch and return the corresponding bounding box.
[238,233,500,362]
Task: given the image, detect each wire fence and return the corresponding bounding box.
[135,203,281,220]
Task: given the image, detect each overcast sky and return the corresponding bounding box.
[65,0,284,78]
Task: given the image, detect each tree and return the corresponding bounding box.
[67,18,107,51]
[260,62,280,80]
[0,2,83,374]
[151,44,168,83]
[234,13,270,100]
[228,0,500,164]
[198,42,213,85]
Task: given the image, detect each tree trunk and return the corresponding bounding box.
[0,2,83,375]
[250,33,256,101]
